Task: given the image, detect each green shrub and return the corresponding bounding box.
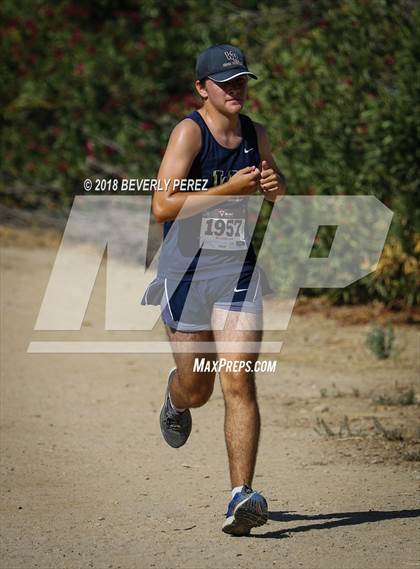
[366,322,395,359]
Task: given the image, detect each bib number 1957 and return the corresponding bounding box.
[200,217,246,250]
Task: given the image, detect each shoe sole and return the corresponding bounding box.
[222,495,268,536]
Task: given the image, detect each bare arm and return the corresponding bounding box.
[152,119,261,222]
[254,122,286,202]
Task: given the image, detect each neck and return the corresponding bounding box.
[200,102,240,133]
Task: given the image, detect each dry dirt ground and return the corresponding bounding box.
[1,226,419,569]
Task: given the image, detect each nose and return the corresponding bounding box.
[227,80,242,95]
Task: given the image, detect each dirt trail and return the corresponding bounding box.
[1,228,419,569]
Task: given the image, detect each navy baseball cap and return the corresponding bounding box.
[196,44,257,83]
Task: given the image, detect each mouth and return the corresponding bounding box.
[226,97,243,104]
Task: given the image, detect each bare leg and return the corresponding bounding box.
[212,309,262,488]
[165,327,217,409]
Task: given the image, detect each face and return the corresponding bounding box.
[196,76,248,114]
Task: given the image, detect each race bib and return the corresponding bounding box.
[200,202,247,251]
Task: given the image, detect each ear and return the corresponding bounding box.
[195,79,208,99]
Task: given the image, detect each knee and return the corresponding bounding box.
[178,371,215,408]
[222,372,257,403]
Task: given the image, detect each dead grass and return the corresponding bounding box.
[0,224,61,249]
[294,295,420,325]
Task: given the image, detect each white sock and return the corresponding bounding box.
[168,391,186,413]
[231,485,244,498]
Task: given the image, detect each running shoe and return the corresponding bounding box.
[222,484,268,536]
[159,368,192,448]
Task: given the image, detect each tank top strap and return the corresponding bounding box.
[185,110,210,156]
[185,110,206,133]
[238,114,258,151]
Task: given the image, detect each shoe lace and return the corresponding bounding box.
[165,415,183,431]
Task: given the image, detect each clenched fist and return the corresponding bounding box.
[227,166,261,195]
[260,160,285,201]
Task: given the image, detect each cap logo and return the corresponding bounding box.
[224,50,241,65]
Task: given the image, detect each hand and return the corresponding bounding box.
[260,160,285,200]
[227,166,261,195]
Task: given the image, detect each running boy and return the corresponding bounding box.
[142,44,285,535]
